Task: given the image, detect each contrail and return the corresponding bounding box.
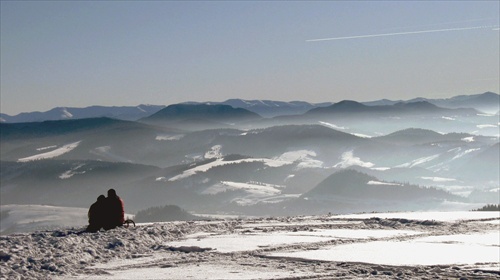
[307,25,498,42]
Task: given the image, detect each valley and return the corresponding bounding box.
[1,93,498,224]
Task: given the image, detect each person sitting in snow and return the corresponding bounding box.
[86,195,106,232]
[103,188,125,230]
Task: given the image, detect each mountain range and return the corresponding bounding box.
[1,92,498,123]
[0,92,498,217]
[362,91,499,114]
[0,105,165,123]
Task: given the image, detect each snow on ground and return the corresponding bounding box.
[396,154,440,168]
[1,212,499,279]
[452,148,481,160]
[167,228,422,254]
[168,232,332,253]
[371,166,391,171]
[421,176,457,182]
[0,205,134,236]
[333,211,500,222]
[76,262,309,280]
[0,205,88,235]
[350,132,373,138]
[201,181,291,206]
[59,164,87,179]
[271,231,500,266]
[168,157,291,181]
[202,181,283,196]
[318,122,373,138]
[61,108,73,119]
[17,141,81,162]
[318,121,347,130]
[36,145,57,151]
[248,194,302,204]
[170,149,330,181]
[155,134,184,141]
[367,181,402,186]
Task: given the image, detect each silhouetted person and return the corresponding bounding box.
[103,188,125,230]
[86,195,106,233]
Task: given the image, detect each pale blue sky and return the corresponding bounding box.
[1,1,499,115]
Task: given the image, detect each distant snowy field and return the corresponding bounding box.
[0,205,134,235]
[0,205,88,235]
[1,206,499,279]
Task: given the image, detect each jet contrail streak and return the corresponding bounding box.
[307,26,498,42]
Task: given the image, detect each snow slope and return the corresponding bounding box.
[1,211,499,279]
[17,141,81,162]
[0,205,87,235]
[0,205,134,235]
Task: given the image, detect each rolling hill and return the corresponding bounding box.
[0,99,498,217]
[295,169,464,214]
[140,104,262,129]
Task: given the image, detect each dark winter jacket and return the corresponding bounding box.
[87,195,106,232]
[104,195,125,229]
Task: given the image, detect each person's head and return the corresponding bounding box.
[107,188,117,197]
[97,195,106,202]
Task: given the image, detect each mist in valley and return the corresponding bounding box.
[1,93,499,234]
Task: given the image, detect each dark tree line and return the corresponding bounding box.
[134,205,201,223]
[472,204,500,211]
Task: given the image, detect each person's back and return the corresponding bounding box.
[103,189,125,230]
[86,195,106,232]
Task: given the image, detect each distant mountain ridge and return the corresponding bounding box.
[184,99,333,117]
[0,117,153,140]
[1,92,496,123]
[307,100,478,116]
[142,103,261,121]
[139,104,262,130]
[0,105,165,123]
[363,92,499,114]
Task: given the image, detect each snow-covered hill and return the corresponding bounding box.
[1,96,498,219]
[1,123,497,215]
[0,205,136,235]
[0,205,87,235]
[1,211,498,279]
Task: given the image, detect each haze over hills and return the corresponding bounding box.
[184,99,333,118]
[139,103,262,130]
[296,169,464,214]
[0,92,498,221]
[0,105,166,123]
[1,92,497,123]
[362,91,500,114]
[306,100,479,116]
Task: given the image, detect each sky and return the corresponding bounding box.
[1,1,499,115]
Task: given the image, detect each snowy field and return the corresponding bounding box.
[0,205,88,235]
[0,205,134,236]
[1,210,499,279]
